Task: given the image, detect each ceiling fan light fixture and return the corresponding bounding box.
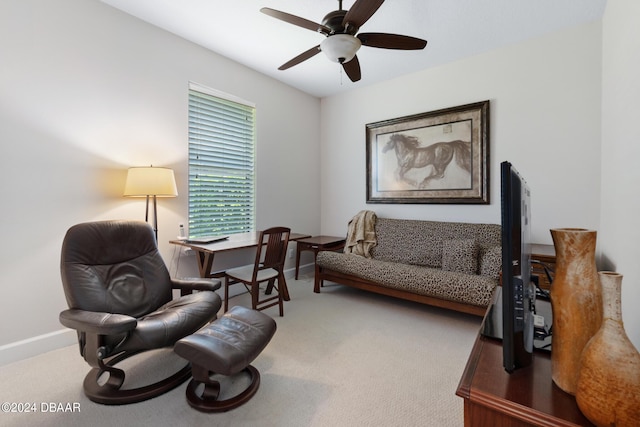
[320,34,361,63]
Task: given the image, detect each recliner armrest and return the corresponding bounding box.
[171,277,221,293]
[59,309,137,335]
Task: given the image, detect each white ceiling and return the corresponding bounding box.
[100,0,607,98]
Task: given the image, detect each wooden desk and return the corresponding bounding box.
[456,292,593,427]
[170,231,311,300]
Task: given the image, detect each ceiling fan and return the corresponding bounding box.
[261,0,427,82]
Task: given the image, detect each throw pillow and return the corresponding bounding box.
[442,239,478,275]
[479,245,502,279]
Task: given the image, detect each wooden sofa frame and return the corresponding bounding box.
[315,265,487,317]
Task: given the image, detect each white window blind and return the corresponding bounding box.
[188,84,255,238]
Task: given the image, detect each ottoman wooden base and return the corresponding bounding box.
[185,364,260,412]
[174,306,277,412]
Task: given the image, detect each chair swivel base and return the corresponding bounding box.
[185,365,260,412]
[82,351,192,405]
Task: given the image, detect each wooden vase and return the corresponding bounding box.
[549,228,602,395]
[576,272,640,427]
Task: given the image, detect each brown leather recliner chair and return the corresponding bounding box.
[59,220,222,405]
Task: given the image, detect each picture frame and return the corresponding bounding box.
[366,100,490,204]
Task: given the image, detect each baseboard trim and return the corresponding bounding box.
[0,329,77,367]
[285,263,314,278]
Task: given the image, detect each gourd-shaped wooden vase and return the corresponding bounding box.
[576,272,640,427]
[550,228,602,395]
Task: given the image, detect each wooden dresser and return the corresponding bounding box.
[456,290,594,427]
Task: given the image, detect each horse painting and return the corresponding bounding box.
[382,134,472,189]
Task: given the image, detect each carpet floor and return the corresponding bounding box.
[0,274,481,426]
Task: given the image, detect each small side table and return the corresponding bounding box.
[295,236,346,280]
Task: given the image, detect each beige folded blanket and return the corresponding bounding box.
[344,210,377,258]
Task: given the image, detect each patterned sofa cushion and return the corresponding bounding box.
[370,218,500,269]
[442,239,478,274]
[371,219,442,267]
[316,251,496,308]
[479,245,502,279]
[316,218,502,309]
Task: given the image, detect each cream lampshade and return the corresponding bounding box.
[124,166,178,240]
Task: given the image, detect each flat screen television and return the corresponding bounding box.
[501,161,535,373]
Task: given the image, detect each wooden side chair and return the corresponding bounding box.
[224,227,291,316]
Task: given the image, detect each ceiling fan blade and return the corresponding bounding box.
[342,55,361,82]
[358,33,427,50]
[278,45,322,70]
[342,0,385,30]
[261,8,331,35]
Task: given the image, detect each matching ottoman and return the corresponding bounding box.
[174,305,277,412]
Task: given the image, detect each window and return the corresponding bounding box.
[188,83,255,238]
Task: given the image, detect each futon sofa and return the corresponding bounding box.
[315,217,502,316]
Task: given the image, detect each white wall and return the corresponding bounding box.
[600,0,640,348]
[320,22,602,247]
[0,0,321,362]
[320,12,640,351]
[3,0,638,363]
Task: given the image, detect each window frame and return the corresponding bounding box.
[187,82,256,238]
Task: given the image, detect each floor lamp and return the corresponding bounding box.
[124,166,178,241]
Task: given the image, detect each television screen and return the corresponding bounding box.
[501,161,535,373]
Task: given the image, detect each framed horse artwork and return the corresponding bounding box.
[366,100,489,204]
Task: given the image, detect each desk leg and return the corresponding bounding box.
[195,250,216,279]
